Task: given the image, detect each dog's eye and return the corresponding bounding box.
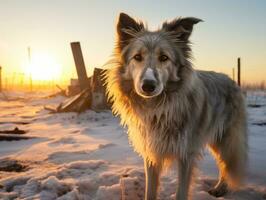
[133,54,142,61]
[159,55,169,62]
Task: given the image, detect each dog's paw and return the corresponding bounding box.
[208,185,228,197]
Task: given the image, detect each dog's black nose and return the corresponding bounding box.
[142,80,156,93]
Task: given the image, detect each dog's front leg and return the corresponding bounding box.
[144,158,162,200]
[176,157,195,200]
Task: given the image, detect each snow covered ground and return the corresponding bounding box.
[0,91,265,200]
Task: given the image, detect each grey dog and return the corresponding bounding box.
[105,13,247,200]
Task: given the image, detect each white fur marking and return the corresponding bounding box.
[144,68,156,81]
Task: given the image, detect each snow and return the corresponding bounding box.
[0,91,266,200]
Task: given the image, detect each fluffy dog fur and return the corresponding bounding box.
[105,13,247,200]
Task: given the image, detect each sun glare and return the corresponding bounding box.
[24,53,62,81]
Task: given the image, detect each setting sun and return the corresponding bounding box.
[24,53,62,81]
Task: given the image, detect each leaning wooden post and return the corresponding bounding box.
[237,57,241,87]
[70,42,89,91]
[0,66,2,92]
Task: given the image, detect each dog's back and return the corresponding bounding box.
[197,70,246,142]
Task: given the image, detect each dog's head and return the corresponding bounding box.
[116,13,202,98]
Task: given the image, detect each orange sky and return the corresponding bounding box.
[0,0,265,87]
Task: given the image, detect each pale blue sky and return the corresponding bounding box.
[0,0,265,83]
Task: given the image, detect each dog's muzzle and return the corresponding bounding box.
[137,78,163,98]
[142,79,156,93]
[135,67,163,98]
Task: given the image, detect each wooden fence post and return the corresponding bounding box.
[237,57,241,87]
[70,42,89,91]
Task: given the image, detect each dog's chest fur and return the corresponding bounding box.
[106,67,204,163]
[126,92,197,162]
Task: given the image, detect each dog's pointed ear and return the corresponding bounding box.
[162,17,202,41]
[117,13,144,51]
